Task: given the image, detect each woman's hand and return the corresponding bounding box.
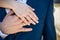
[0,0,39,25]
[0,11,32,35]
[11,1,39,25]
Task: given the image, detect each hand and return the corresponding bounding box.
[0,0,39,25]
[0,11,32,35]
[10,1,39,25]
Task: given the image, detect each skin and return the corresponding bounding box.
[0,0,39,25]
[0,11,32,35]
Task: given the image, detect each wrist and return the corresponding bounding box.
[0,22,8,36]
[0,0,15,9]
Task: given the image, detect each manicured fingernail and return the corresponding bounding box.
[37,18,39,20]
[36,21,39,23]
[32,9,35,11]
[33,23,36,25]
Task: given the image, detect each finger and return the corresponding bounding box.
[13,19,25,27]
[25,15,36,25]
[13,22,27,29]
[19,16,30,25]
[28,13,39,23]
[28,5,35,11]
[28,10,39,20]
[6,10,14,17]
[19,28,32,32]
[4,11,14,20]
[10,28,32,34]
[20,23,27,27]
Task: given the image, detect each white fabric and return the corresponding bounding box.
[0,0,27,38]
[0,31,7,38]
[17,0,27,4]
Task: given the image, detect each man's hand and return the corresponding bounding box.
[0,11,32,35]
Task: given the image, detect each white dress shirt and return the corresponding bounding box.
[0,0,27,38]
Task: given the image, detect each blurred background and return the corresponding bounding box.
[54,0,60,40]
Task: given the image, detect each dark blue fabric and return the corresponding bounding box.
[0,8,6,22]
[0,36,3,40]
[0,0,56,40]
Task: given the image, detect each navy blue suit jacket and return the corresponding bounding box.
[0,0,56,40]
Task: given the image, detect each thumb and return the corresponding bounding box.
[6,10,14,17]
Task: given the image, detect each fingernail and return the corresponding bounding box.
[32,9,35,11]
[30,28,33,31]
[33,23,36,25]
[36,21,39,23]
[37,18,39,20]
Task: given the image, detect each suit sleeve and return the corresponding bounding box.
[43,0,56,40]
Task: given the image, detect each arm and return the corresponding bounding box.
[0,0,12,8]
[0,0,15,9]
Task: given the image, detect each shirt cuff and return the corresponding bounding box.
[0,31,8,39]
